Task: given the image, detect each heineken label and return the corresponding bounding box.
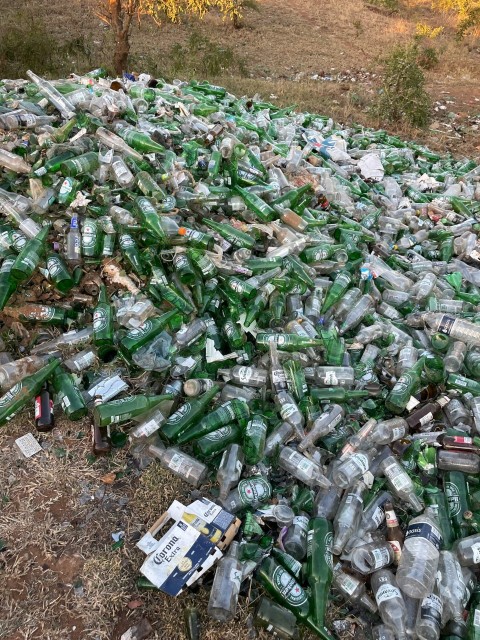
[93,308,108,332]
[420,593,442,625]
[59,178,74,196]
[119,234,135,248]
[0,257,15,273]
[126,320,153,339]
[173,254,189,269]
[205,426,232,441]
[272,566,308,606]
[0,382,22,406]
[10,231,26,251]
[405,522,442,551]
[47,256,62,277]
[166,402,192,425]
[325,531,333,569]
[82,222,97,248]
[237,366,253,383]
[22,306,56,321]
[246,417,266,437]
[393,372,413,394]
[445,481,461,517]
[375,583,401,604]
[238,478,271,506]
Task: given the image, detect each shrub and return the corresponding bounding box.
[374,43,431,128]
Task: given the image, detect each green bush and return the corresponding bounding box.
[0,10,97,79]
[167,31,248,79]
[416,45,440,69]
[374,43,431,128]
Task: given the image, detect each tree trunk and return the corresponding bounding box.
[108,0,133,76]
[113,32,130,76]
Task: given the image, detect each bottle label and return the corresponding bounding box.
[119,234,135,249]
[371,547,391,568]
[206,426,232,441]
[23,306,55,321]
[246,418,265,437]
[351,452,369,474]
[474,609,480,628]
[230,567,242,594]
[280,403,297,420]
[292,515,309,531]
[385,509,399,528]
[0,382,22,406]
[325,531,334,569]
[383,462,411,492]
[46,256,62,277]
[393,373,413,394]
[272,566,308,606]
[272,369,286,385]
[438,315,456,335]
[166,402,192,424]
[372,505,385,528]
[323,371,338,386]
[387,539,402,561]
[451,436,473,444]
[419,412,434,426]
[169,453,187,473]
[93,308,108,332]
[471,542,480,564]
[375,583,401,604]
[34,397,41,419]
[420,593,442,624]
[339,573,358,595]
[126,320,152,339]
[445,481,461,517]
[238,478,271,506]
[82,223,96,248]
[392,426,406,439]
[404,522,442,550]
[238,366,252,383]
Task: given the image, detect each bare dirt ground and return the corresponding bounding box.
[0,0,479,638]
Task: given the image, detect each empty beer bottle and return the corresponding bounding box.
[11,224,50,282]
[176,398,250,444]
[244,414,267,464]
[307,517,333,629]
[254,597,299,639]
[52,367,88,421]
[193,424,241,459]
[93,394,172,428]
[0,358,59,426]
[222,476,272,513]
[321,271,352,313]
[161,384,221,442]
[93,284,117,362]
[443,470,471,540]
[119,309,180,358]
[45,252,74,293]
[256,557,335,640]
[207,541,242,621]
[149,444,207,487]
[385,357,426,414]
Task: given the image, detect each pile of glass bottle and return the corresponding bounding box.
[2,68,480,640]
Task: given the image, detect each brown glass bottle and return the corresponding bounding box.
[405,396,450,430]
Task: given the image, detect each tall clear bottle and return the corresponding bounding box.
[207,541,242,622]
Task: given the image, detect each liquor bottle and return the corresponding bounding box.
[443,470,471,540]
[332,564,377,613]
[406,396,450,430]
[35,383,54,432]
[283,513,309,560]
[256,333,323,352]
[52,367,88,421]
[0,358,60,426]
[193,424,242,459]
[93,284,117,362]
[298,404,345,453]
[321,271,353,313]
[149,444,207,487]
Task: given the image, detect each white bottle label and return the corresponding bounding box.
[323,371,338,385]
[471,542,480,564]
[375,583,401,604]
[238,366,252,383]
[419,412,434,426]
[372,547,391,568]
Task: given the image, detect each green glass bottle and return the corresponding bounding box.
[115,125,166,154]
[176,398,250,445]
[119,310,180,359]
[254,597,299,639]
[283,359,308,402]
[203,218,255,250]
[193,424,242,459]
[255,557,335,640]
[93,394,172,428]
[33,150,77,176]
[81,217,102,261]
[187,247,217,279]
[321,271,352,313]
[243,414,268,465]
[133,197,166,242]
[301,244,348,264]
[424,485,454,550]
[319,325,344,366]
[256,333,323,352]
[423,353,445,384]
[234,185,276,222]
[307,517,333,629]
[443,470,471,540]
[46,252,74,293]
[177,226,215,251]
[148,265,196,315]
[161,384,221,443]
[0,254,18,310]
[11,225,50,282]
[172,252,196,285]
[119,234,146,277]
[52,366,88,421]
[466,587,480,640]
[385,357,425,415]
[60,151,99,177]
[3,303,71,326]
[310,388,369,402]
[0,358,60,426]
[447,374,480,396]
[93,284,117,362]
